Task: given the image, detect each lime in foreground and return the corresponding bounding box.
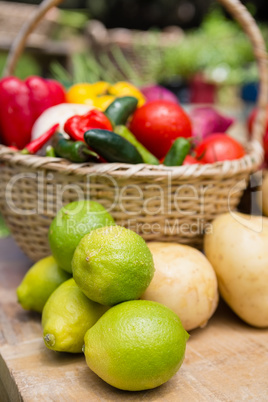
[84,300,189,391]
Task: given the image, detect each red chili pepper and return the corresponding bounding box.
[0,76,66,149]
[21,123,59,154]
[64,109,113,142]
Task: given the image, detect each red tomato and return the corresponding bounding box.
[183,155,199,165]
[248,107,268,164]
[195,134,246,164]
[129,100,192,159]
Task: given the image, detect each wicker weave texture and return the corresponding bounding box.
[0,162,249,260]
[0,140,263,261]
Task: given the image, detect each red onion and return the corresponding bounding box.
[140,85,179,104]
[190,107,234,142]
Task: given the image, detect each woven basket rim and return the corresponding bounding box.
[0,139,263,179]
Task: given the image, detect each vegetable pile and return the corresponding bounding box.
[0,77,247,165]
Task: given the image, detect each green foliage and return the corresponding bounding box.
[0,52,41,79]
[51,7,267,86]
[59,10,89,30]
[155,9,260,84]
[138,7,268,85]
[51,50,132,86]
[0,214,9,238]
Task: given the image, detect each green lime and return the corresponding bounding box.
[49,200,115,273]
[72,225,155,306]
[42,278,108,353]
[84,300,189,391]
[17,256,70,313]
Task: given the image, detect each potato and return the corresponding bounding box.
[204,213,268,328]
[141,242,219,331]
[258,172,268,216]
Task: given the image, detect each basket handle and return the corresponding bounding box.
[218,0,268,146]
[2,0,268,145]
[2,0,63,78]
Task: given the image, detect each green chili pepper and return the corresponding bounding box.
[163,138,191,166]
[114,125,159,165]
[84,129,143,164]
[45,145,56,157]
[52,132,99,163]
[105,96,138,126]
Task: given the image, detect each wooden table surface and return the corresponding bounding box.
[0,236,268,402]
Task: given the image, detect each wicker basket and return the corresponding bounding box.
[0,0,267,262]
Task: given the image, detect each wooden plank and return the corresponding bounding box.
[0,237,268,401]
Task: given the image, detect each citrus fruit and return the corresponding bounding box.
[42,278,108,353]
[17,256,70,313]
[84,300,189,391]
[49,200,115,273]
[72,225,155,306]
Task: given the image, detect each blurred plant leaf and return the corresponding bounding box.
[0,214,9,239]
[0,52,41,79]
[59,10,89,30]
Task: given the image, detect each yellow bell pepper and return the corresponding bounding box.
[90,81,110,95]
[93,95,116,111]
[67,81,145,110]
[108,82,145,107]
[66,82,110,105]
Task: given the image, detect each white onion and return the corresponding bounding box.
[31,103,93,139]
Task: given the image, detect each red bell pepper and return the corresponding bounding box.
[64,109,113,142]
[0,76,66,149]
